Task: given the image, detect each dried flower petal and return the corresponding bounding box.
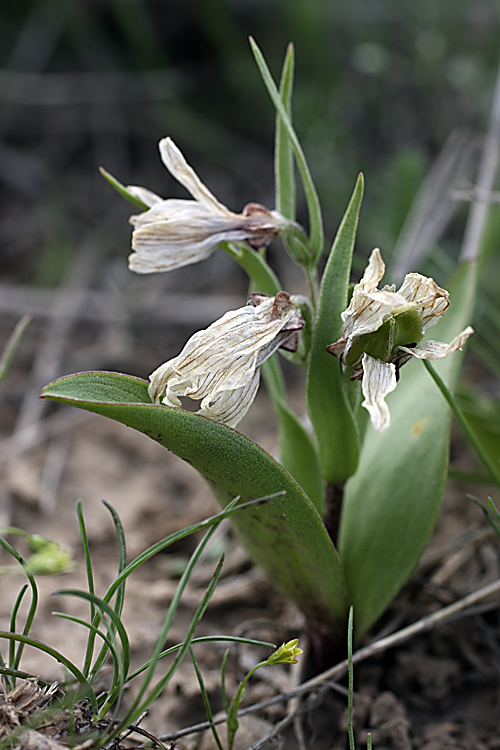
[327,249,473,431]
[125,138,299,273]
[149,292,305,428]
[399,326,474,360]
[361,355,397,433]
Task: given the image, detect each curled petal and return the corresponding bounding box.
[197,370,260,427]
[129,201,252,273]
[127,138,298,274]
[361,354,397,432]
[350,290,408,336]
[148,294,304,427]
[397,273,449,332]
[340,249,393,342]
[399,326,474,360]
[357,248,386,292]
[159,137,234,216]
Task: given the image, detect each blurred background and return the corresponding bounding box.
[1,0,500,481]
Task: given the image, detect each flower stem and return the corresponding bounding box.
[305,263,319,315]
[423,360,500,487]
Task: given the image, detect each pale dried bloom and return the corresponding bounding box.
[327,248,473,432]
[125,137,299,273]
[149,292,305,428]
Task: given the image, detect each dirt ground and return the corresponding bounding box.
[1,305,500,750]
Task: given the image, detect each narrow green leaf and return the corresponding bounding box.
[0,315,31,387]
[456,387,500,486]
[250,37,324,261]
[126,636,275,683]
[190,647,224,750]
[275,43,296,221]
[99,167,150,211]
[76,500,97,680]
[0,537,39,673]
[339,261,475,636]
[41,371,347,626]
[0,632,96,713]
[224,242,281,296]
[306,175,364,483]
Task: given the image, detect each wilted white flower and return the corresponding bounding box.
[149,292,305,428]
[327,248,473,432]
[125,137,299,273]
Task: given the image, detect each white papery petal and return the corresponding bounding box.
[123,137,298,274]
[340,250,393,341]
[348,289,409,337]
[361,354,397,432]
[148,295,304,427]
[129,200,258,273]
[198,370,261,427]
[357,248,386,292]
[397,273,449,332]
[399,326,474,360]
[125,185,163,207]
[159,137,234,217]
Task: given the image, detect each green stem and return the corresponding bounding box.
[424,360,500,487]
[227,660,267,750]
[305,263,319,315]
[234,660,267,705]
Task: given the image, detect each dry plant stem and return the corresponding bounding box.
[460,52,500,263]
[158,577,500,746]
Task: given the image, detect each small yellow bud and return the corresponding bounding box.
[267,638,303,665]
[25,542,76,575]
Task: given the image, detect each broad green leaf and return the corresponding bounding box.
[250,37,324,262]
[306,175,364,484]
[41,371,346,626]
[339,261,475,636]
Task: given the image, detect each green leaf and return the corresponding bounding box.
[41,371,346,626]
[274,398,324,514]
[339,261,475,636]
[250,37,324,262]
[0,315,31,387]
[306,175,364,483]
[224,242,281,296]
[273,45,311,268]
[456,386,500,485]
[275,43,296,222]
[99,167,150,210]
